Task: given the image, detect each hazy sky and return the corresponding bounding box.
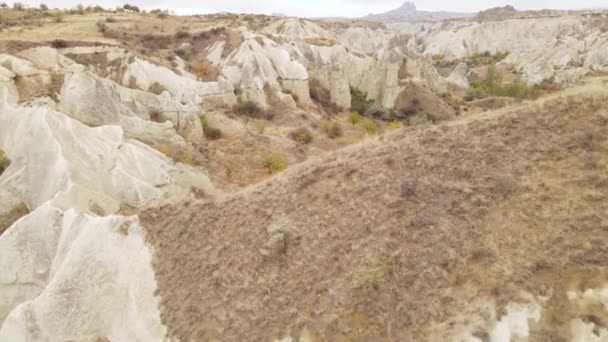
[13,0,608,17]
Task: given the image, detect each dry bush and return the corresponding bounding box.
[175,30,190,39]
[149,109,163,122]
[326,122,343,139]
[290,127,313,145]
[576,128,594,150]
[193,61,218,81]
[400,178,417,198]
[263,154,287,174]
[138,34,172,51]
[199,114,222,140]
[233,101,262,118]
[361,119,378,136]
[303,37,336,47]
[50,11,64,23]
[105,17,117,23]
[265,215,295,255]
[148,82,167,95]
[352,256,386,291]
[127,76,137,89]
[204,126,222,140]
[50,39,66,48]
[96,20,106,33]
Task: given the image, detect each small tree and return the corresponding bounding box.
[75,4,85,15]
[0,3,7,8]
[40,4,48,10]
[348,112,362,125]
[51,11,64,23]
[12,2,23,10]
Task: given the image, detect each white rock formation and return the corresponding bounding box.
[61,65,203,146]
[0,205,166,341]
[0,104,215,340]
[123,58,237,108]
[446,62,470,89]
[392,15,608,85]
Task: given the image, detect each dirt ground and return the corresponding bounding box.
[141,83,608,341]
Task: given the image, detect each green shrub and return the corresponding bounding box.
[350,88,374,115]
[233,101,262,118]
[387,121,402,130]
[263,155,287,174]
[465,63,547,101]
[361,119,378,136]
[326,122,343,139]
[290,128,313,145]
[348,112,362,125]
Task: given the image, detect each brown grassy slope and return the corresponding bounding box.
[141,86,608,341]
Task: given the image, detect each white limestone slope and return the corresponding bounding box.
[0,206,166,341]
[0,105,214,340]
[391,15,608,85]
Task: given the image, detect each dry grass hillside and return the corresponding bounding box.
[141,81,608,341]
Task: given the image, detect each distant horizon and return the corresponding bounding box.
[6,1,608,18]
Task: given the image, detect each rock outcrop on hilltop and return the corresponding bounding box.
[364,1,474,22]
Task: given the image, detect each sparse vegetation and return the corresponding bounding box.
[233,101,263,119]
[266,214,295,254]
[353,256,386,290]
[263,154,287,174]
[290,127,313,145]
[348,112,362,125]
[122,4,140,12]
[361,119,378,136]
[148,82,167,95]
[193,61,218,81]
[50,39,66,48]
[303,37,336,47]
[149,108,163,122]
[387,121,402,130]
[350,88,375,115]
[127,76,138,89]
[154,143,171,157]
[465,64,558,101]
[199,114,222,140]
[324,122,343,139]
